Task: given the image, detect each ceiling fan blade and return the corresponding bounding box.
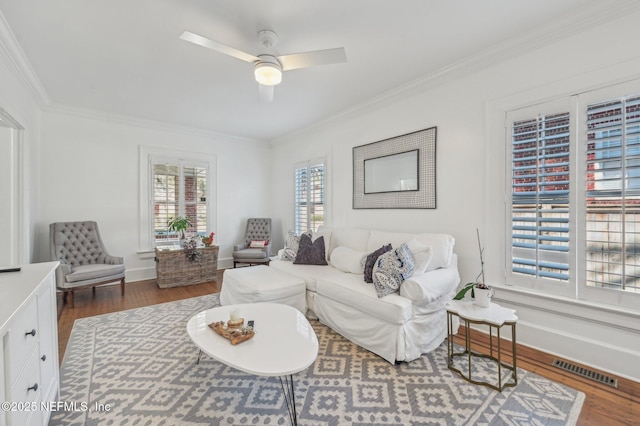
[258,84,274,102]
[180,31,259,63]
[278,47,347,71]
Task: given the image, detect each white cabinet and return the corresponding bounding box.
[0,262,59,426]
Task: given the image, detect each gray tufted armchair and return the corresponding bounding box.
[232,218,272,267]
[49,221,126,308]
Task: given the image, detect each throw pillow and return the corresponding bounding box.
[293,233,328,265]
[249,239,269,248]
[330,246,367,274]
[363,244,392,283]
[372,243,416,298]
[281,231,300,261]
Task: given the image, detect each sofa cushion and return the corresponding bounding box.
[316,273,412,324]
[363,244,392,283]
[372,243,415,298]
[367,230,454,271]
[321,227,371,256]
[330,246,367,274]
[271,260,346,292]
[294,234,328,265]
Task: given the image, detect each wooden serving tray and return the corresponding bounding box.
[208,321,255,345]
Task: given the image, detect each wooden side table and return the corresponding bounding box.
[446,299,518,391]
[155,245,219,288]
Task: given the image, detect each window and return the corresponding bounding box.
[511,112,571,283]
[585,95,640,294]
[152,159,208,244]
[506,82,640,307]
[139,146,215,251]
[294,160,325,234]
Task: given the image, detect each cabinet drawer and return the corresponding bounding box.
[6,296,39,385]
[8,346,41,426]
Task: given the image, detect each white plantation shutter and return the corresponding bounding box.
[510,111,571,281]
[585,95,640,292]
[294,160,325,234]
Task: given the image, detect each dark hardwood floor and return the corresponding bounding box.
[56,272,638,426]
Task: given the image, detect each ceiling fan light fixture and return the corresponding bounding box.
[254,58,282,86]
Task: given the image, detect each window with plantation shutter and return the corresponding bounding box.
[511,112,571,282]
[505,82,640,308]
[294,160,325,234]
[585,95,640,293]
[152,159,208,244]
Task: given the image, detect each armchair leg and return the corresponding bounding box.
[69,291,75,309]
[121,277,125,296]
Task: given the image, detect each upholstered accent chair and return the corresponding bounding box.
[233,218,272,267]
[49,221,125,308]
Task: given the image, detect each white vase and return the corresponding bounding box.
[474,287,494,308]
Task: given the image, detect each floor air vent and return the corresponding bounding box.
[552,359,618,388]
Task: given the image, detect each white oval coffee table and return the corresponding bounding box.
[187,302,318,424]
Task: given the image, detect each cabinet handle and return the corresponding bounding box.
[25,329,36,337]
[41,354,47,362]
[27,383,38,392]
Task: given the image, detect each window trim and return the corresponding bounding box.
[138,146,217,252]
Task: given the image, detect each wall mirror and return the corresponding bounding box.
[353,127,436,209]
[364,150,418,194]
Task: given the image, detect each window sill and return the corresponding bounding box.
[491,283,640,333]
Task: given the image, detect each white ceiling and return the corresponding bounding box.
[0,0,632,141]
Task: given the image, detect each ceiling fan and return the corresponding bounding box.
[180,29,347,102]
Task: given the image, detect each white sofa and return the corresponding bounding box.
[271,226,460,364]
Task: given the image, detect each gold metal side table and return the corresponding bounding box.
[446,299,518,391]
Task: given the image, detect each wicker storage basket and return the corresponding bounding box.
[155,245,218,288]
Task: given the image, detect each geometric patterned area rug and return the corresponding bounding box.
[51,294,584,426]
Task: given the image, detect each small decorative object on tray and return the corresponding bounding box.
[209,320,255,345]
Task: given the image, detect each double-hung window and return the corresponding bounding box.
[507,81,640,308]
[294,159,325,234]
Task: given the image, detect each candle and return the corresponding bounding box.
[230,309,240,322]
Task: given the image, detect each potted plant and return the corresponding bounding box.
[454,228,492,302]
[167,216,192,241]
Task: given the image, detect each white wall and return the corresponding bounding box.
[270,12,640,381]
[35,109,271,280]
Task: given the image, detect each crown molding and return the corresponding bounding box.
[272,0,640,146]
[43,103,267,144]
[0,10,50,106]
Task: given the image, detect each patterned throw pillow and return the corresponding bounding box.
[363,244,392,283]
[372,243,415,298]
[281,231,300,261]
[293,234,328,265]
